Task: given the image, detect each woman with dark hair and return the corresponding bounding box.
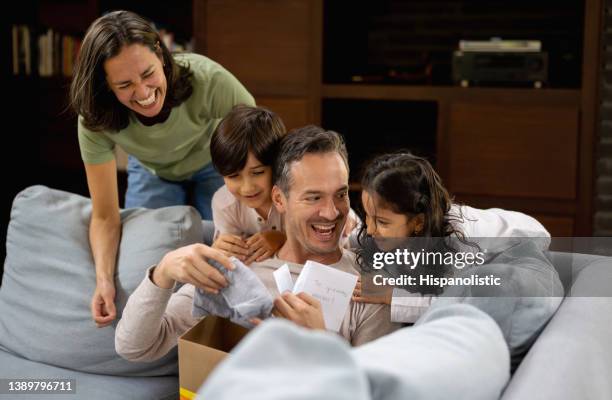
[352,153,550,323]
[70,10,254,327]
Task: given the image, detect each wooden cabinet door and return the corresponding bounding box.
[195,0,321,125]
[256,97,311,131]
[446,103,579,200]
[198,0,316,96]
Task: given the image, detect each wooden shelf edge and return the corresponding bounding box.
[322,84,582,106]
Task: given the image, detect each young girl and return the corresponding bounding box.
[352,152,550,323]
[210,105,287,264]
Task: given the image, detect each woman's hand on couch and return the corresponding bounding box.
[91,280,117,328]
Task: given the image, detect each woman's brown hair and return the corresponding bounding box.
[70,10,193,132]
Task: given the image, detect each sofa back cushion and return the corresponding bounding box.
[0,185,203,376]
[424,239,563,371]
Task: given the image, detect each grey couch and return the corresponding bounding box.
[0,187,611,399]
[501,251,612,399]
[0,187,197,400]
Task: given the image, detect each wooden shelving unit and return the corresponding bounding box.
[4,0,601,263]
[196,0,601,237]
[322,85,581,106]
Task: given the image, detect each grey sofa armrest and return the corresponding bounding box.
[547,251,608,292]
[502,256,612,400]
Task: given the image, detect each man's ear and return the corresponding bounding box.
[271,185,287,213]
[414,213,425,234]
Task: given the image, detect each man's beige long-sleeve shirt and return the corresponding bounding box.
[115,250,401,362]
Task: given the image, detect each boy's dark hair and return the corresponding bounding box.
[70,10,193,132]
[210,105,286,176]
[273,125,349,195]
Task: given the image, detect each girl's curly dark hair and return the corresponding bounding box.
[355,152,477,295]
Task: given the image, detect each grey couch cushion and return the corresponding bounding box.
[0,350,178,400]
[427,240,563,370]
[199,304,509,400]
[501,260,612,400]
[547,251,608,293]
[0,185,203,376]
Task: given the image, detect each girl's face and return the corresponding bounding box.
[104,44,167,118]
[224,152,273,211]
[361,190,424,238]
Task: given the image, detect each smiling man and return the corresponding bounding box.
[115,126,397,363]
[246,125,401,345]
[273,129,350,263]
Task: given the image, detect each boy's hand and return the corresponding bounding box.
[352,277,392,305]
[212,233,249,261]
[244,230,286,264]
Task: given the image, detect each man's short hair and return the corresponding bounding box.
[273,125,349,195]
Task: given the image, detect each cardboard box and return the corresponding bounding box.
[178,316,250,400]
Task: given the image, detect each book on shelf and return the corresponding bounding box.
[12,26,18,74]
[11,23,187,78]
[11,25,82,78]
[12,25,32,75]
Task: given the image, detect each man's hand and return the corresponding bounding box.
[244,230,286,264]
[91,280,116,328]
[270,292,326,330]
[352,277,392,305]
[153,244,235,294]
[212,233,249,261]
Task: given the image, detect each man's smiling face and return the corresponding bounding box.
[276,152,350,259]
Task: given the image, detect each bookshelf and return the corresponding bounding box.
[3,0,196,272]
[8,1,195,179]
[195,0,602,237]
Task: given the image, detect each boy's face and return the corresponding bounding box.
[224,152,273,211]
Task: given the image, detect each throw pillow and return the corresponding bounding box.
[0,185,203,376]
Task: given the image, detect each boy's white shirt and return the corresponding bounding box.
[212,185,283,239]
[389,204,551,323]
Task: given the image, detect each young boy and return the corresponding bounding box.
[210,105,287,264]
